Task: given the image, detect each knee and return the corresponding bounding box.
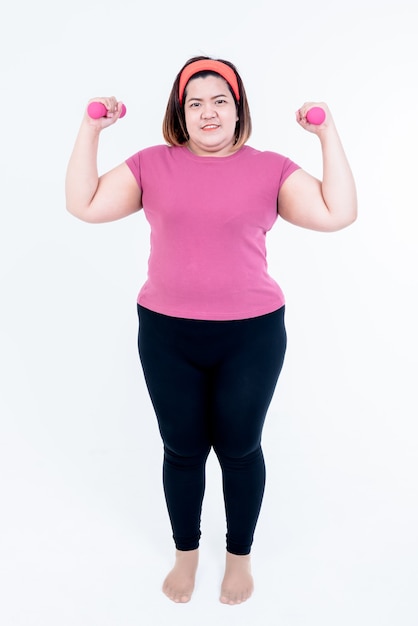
[164,444,211,469]
[213,444,264,469]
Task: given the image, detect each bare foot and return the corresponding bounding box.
[162,549,199,603]
[220,552,254,605]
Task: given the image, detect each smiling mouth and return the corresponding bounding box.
[202,124,220,130]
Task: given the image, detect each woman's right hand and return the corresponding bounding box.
[85,96,124,129]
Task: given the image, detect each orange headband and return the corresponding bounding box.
[178,60,240,105]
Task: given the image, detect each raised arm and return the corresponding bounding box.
[65,97,142,224]
[278,103,357,232]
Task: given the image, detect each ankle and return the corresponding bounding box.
[226,551,251,564]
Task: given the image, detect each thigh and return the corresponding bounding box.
[137,306,211,456]
[211,308,287,457]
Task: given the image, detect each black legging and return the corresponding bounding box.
[137,305,287,555]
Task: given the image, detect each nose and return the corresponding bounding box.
[201,103,216,118]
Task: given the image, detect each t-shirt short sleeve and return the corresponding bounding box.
[125,152,142,189]
[279,156,301,189]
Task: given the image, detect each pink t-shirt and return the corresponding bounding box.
[126,144,300,321]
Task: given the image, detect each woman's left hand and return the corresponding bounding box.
[296,102,333,133]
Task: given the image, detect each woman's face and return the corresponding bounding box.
[183,75,239,156]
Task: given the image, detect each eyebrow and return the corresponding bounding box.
[187,93,230,102]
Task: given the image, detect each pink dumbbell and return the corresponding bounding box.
[306,106,326,125]
[87,101,127,119]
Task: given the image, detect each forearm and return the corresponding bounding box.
[65,122,101,219]
[319,126,357,228]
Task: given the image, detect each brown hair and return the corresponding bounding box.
[162,56,252,150]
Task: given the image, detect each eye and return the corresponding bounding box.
[189,102,201,108]
[215,98,227,105]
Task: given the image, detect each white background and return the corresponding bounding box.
[1,1,417,625]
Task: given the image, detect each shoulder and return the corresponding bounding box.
[126,145,184,177]
[127,144,174,162]
[243,145,294,163]
[241,145,300,182]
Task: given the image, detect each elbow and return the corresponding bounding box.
[329,206,358,232]
[65,181,98,223]
[66,201,82,220]
[65,202,77,218]
[65,191,98,223]
[345,201,359,228]
[65,202,94,223]
[349,208,358,227]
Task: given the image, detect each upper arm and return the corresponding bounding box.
[84,162,142,224]
[278,168,335,232]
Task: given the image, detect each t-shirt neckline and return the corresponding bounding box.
[179,144,249,163]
